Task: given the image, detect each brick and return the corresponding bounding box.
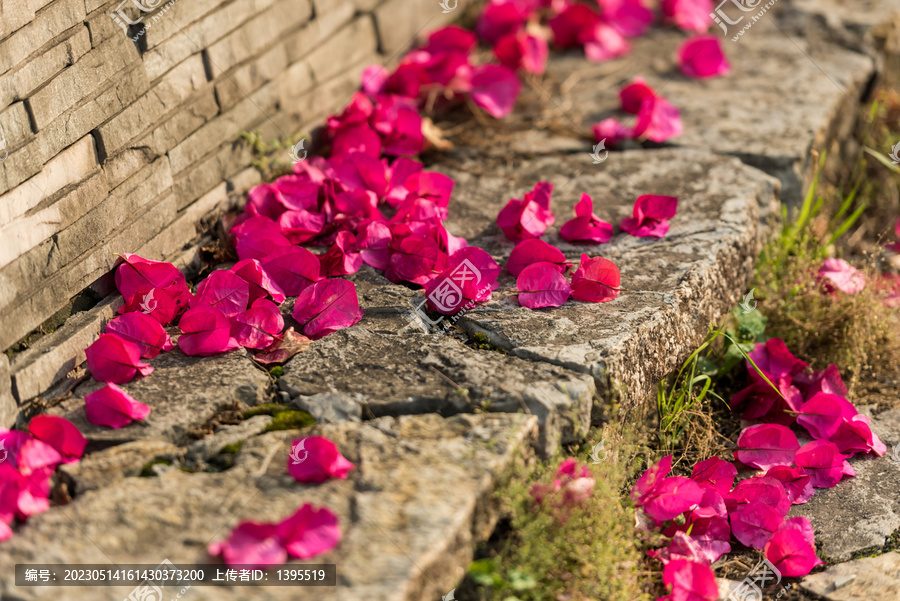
[0,136,97,227]
[143,0,240,51]
[0,102,33,154]
[0,185,176,351]
[205,0,311,79]
[182,181,227,225]
[27,35,139,129]
[173,141,252,210]
[294,57,369,127]
[0,0,88,75]
[0,354,14,427]
[284,0,354,64]
[142,0,279,81]
[168,80,277,173]
[0,26,91,107]
[97,55,207,155]
[0,0,37,39]
[276,58,314,109]
[8,294,121,402]
[373,0,456,57]
[84,1,135,47]
[306,15,377,84]
[0,171,109,272]
[227,165,261,197]
[214,42,288,111]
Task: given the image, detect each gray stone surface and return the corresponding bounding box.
[0,353,14,427]
[435,149,778,409]
[185,414,273,465]
[0,413,538,601]
[288,392,364,423]
[280,326,594,456]
[48,349,270,446]
[789,408,900,561]
[58,439,183,494]
[801,552,900,600]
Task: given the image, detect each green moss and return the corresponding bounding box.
[220,441,245,454]
[264,410,316,432]
[139,459,172,477]
[471,332,506,353]
[242,403,287,418]
[269,366,284,379]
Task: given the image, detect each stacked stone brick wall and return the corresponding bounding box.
[0,0,453,410]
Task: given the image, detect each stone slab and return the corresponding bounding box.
[433,148,777,409]
[58,439,183,495]
[789,408,900,561]
[0,413,538,601]
[801,552,900,600]
[48,349,270,446]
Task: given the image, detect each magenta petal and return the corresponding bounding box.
[662,0,715,32]
[231,299,285,350]
[730,501,783,549]
[84,383,151,429]
[678,35,730,79]
[631,454,673,505]
[662,559,718,601]
[796,392,859,440]
[105,312,174,359]
[570,254,621,303]
[231,259,287,304]
[27,415,87,464]
[470,64,522,119]
[114,254,186,301]
[642,476,705,522]
[261,246,322,296]
[517,262,572,309]
[764,465,814,505]
[177,307,241,356]
[190,270,251,318]
[287,436,355,483]
[291,279,363,340]
[830,414,888,456]
[356,221,393,270]
[817,258,865,294]
[765,527,823,577]
[85,334,153,383]
[690,456,737,495]
[497,182,556,242]
[734,423,799,471]
[648,531,707,565]
[506,239,568,277]
[633,95,683,143]
[276,504,342,559]
[208,521,286,568]
[620,194,679,238]
[727,477,791,517]
[794,440,852,488]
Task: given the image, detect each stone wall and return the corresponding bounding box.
[0,0,453,403]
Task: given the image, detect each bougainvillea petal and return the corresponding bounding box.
[678,35,730,79]
[734,423,800,471]
[516,262,572,309]
[119,285,184,326]
[690,456,737,495]
[84,383,151,429]
[632,454,673,505]
[190,270,251,318]
[208,521,286,568]
[764,466,814,505]
[470,64,522,119]
[84,334,153,383]
[620,194,679,238]
[506,239,568,277]
[105,312,174,359]
[748,337,809,381]
[661,559,718,601]
[729,501,783,549]
[253,327,313,365]
[231,299,285,350]
[642,476,705,522]
[633,95,683,143]
[592,118,633,147]
[231,259,287,304]
[287,436,355,483]
[793,364,847,401]
[794,440,853,488]
[817,258,865,294]
[662,0,714,32]
[424,246,501,313]
[619,77,656,113]
[549,4,600,48]
[276,504,342,560]
[477,0,531,43]
[114,254,186,302]
[177,307,240,356]
[728,477,791,517]
[319,231,363,277]
[570,254,621,303]
[497,181,555,242]
[261,246,322,296]
[278,209,326,245]
[764,526,823,578]
[232,215,292,261]
[647,531,707,565]
[291,279,364,340]
[796,392,859,440]
[559,194,613,244]
[27,415,87,464]
[830,414,887,456]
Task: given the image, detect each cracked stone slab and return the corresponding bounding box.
[789,408,900,561]
[58,439,183,495]
[0,413,538,601]
[801,552,900,600]
[290,392,364,424]
[46,349,271,446]
[432,148,778,408]
[185,414,273,466]
[279,327,594,456]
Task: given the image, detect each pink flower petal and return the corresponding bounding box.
[559,194,613,244]
[516,262,572,309]
[633,95,683,143]
[231,299,285,350]
[734,423,800,471]
[497,181,556,242]
[276,504,342,559]
[287,436,355,483]
[727,476,791,517]
[794,440,853,488]
[796,392,859,440]
[27,415,86,464]
[85,334,153,383]
[230,259,287,305]
[177,307,241,356]
[208,521,286,568]
[661,559,718,601]
[114,254,186,302]
[570,254,621,303]
[261,246,322,296]
[470,64,522,119]
[506,239,569,277]
[190,270,251,318]
[817,258,865,294]
[662,0,714,32]
[620,194,679,238]
[690,456,737,495]
[105,312,175,359]
[642,476,705,522]
[729,501,783,549]
[631,454,673,505]
[678,35,730,79]
[84,383,151,429]
[765,526,823,577]
[291,279,364,340]
[764,465,814,505]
